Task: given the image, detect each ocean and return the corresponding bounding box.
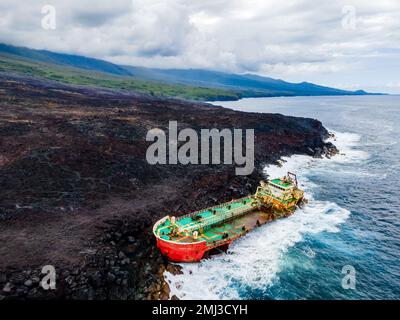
[164,95,400,300]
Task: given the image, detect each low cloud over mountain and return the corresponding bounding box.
[0,0,399,92]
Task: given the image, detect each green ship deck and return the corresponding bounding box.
[270,178,292,188]
[155,197,264,245]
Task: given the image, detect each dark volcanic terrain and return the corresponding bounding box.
[0,72,336,300]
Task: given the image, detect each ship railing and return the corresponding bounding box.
[179,205,254,234]
[175,195,254,222]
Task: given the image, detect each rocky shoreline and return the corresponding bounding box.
[0,73,337,300]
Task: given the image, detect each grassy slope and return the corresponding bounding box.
[0,54,241,101]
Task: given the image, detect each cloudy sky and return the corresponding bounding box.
[1,0,399,93]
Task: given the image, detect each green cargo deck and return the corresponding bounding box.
[155,197,267,245]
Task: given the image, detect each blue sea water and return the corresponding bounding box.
[165,95,400,300]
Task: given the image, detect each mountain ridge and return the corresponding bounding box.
[0,43,379,99]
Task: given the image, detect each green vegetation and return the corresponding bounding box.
[0,54,241,101]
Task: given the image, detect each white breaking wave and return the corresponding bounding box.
[164,130,363,300]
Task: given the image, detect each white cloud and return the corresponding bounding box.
[0,0,399,92]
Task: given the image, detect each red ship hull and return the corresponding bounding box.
[156,237,209,262]
[156,233,246,262]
